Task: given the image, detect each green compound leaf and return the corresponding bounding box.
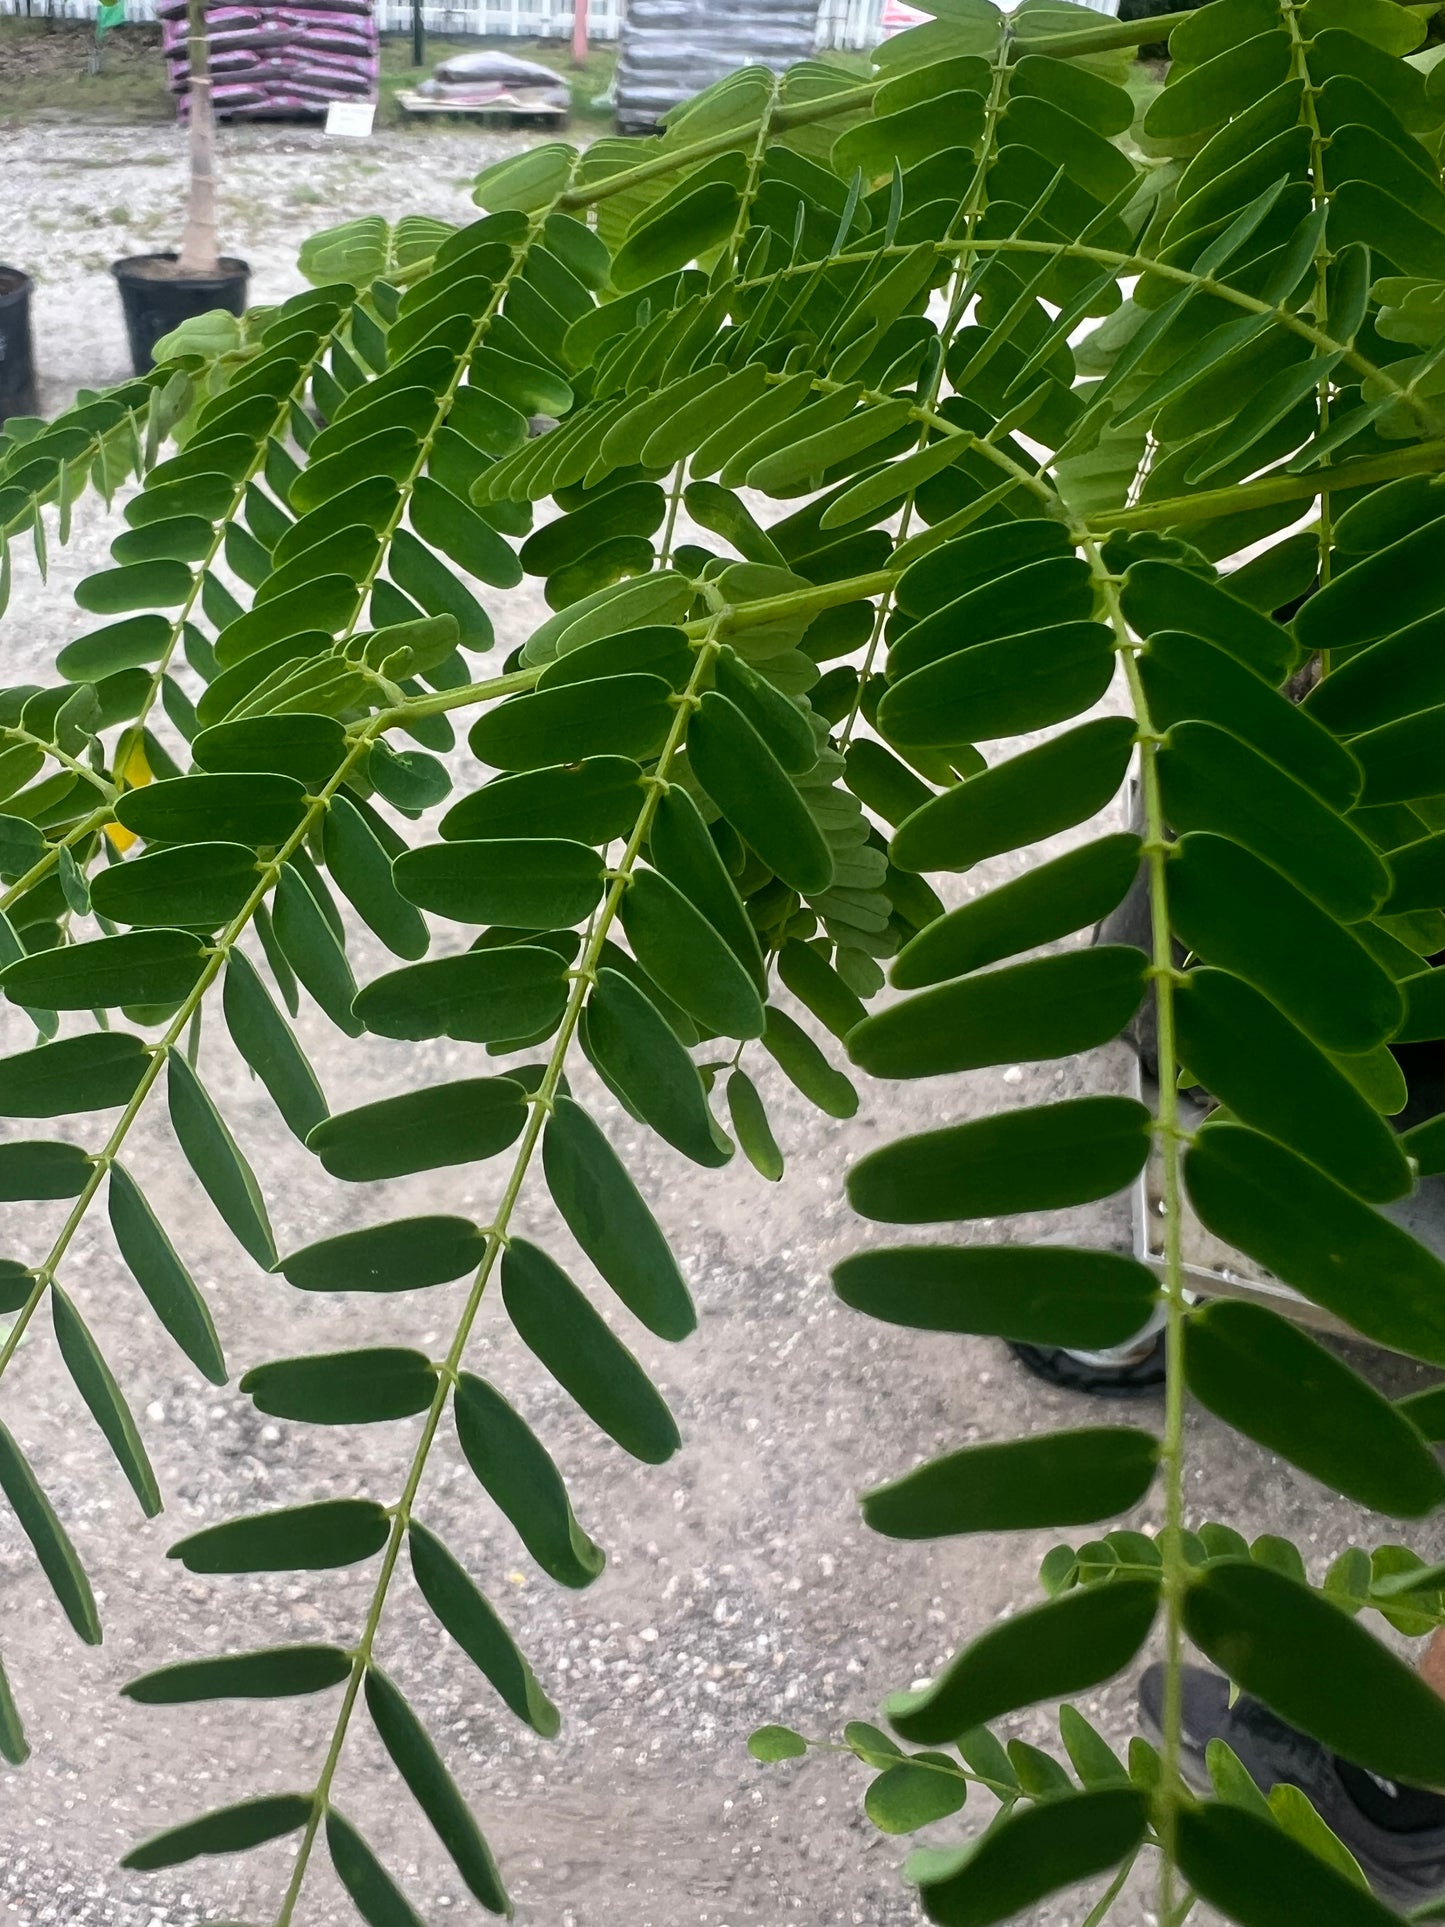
[863,1428,1158,1540]
[322,795,429,962]
[109,1162,227,1386]
[241,1348,439,1425]
[865,1757,968,1835]
[169,1498,391,1574]
[1173,968,1411,1205]
[879,621,1115,748]
[88,842,260,930]
[0,1418,102,1644]
[307,1078,528,1180]
[0,1652,27,1766]
[850,947,1146,1080]
[1167,833,1403,1056]
[1184,1560,1445,1787]
[272,862,362,1037]
[748,1724,808,1762]
[193,711,348,786]
[891,719,1135,874]
[762,1007,858,1119]
[326,1807,430,1927]
[649,786,766,993]
[408,1520,561,1737]
[167,1049,276,1268]
[848,1097,1152,1224]
[0,1032,149,1117]
[355,945,569,1044]
[914,1788,1148,1927]
[364,1666,511,1917]
[122,1793,314,1870]
[123,1644,352,1704]
[454,1372,606,1589]
[393,836,606,929]
[2,929,208,1011]
[1176,1801,1402,1927]
[687,690,834,897]
[51,1285,162,1518]
[113,771,308,848]
[585,967,733,1168]
[441,757,644,844]
[469,674,674,772]
[541,1095,697,1342]
[223,950,329,1142]
[727,1068,784,1182]
[277,1215,484,1294]
[0,1140,92,1202]
[1185,1122,1445,1363]
[834,1245,1158,1349]
[1185,1300,1445,1518]
[882,1578,1160,1745]
[620,868,767,1041]
[891,835,1141,989]
[500,1237,680,1464]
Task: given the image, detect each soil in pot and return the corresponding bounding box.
[112,252,250,376]
[0,266,38,425]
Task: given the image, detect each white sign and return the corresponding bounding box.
[325,99,376,138]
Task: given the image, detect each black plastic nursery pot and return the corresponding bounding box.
[0,265,38,425]
[112,252,250,376]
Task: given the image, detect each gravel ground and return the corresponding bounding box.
[3,114,1444,1927]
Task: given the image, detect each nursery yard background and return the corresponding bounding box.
[2,20,1443,1927]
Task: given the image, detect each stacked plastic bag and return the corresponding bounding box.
[614,0,818,134]
[157,0,378,121]
[411,49,569,113]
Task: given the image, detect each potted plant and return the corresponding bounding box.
[111,0,248,375]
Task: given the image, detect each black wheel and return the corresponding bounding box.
[1007,1333,1167,1396]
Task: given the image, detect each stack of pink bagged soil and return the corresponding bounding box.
[158,0,378,121]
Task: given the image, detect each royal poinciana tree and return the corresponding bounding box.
[5,0,1445,1920]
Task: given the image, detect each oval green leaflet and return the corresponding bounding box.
[308,1077,528,1181]
[393,837,606,930]
[277,1215,485,1294]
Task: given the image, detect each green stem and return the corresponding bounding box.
[1084,540,1189,1919]
[1280,0,1336,594]
[1087,438,1445,533]
[271,622,727,1926]
[1080,1850,1140,1927]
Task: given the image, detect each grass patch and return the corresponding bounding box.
[0,17,614,131]
[0,18,171,125]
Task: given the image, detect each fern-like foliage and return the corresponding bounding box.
[5,1,1445,1923]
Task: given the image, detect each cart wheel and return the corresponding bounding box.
[1007,1333,1167,1396]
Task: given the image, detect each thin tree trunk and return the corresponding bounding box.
[175,0,220,275]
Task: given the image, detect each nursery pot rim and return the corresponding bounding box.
[110,250,251,289]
